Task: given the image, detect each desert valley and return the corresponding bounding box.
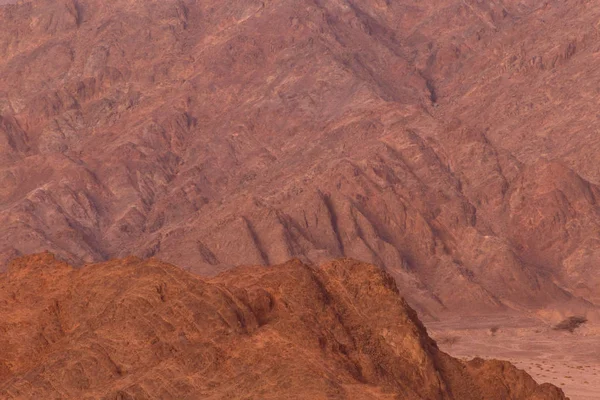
[1,0,600,398]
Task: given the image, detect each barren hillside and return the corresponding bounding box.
[1,0,599,316]
[0,253,567,399]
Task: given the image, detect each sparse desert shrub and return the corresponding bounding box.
[436,335,460,347]
[553,316,587,333]
[489,326,500,336]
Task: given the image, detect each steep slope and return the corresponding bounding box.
[0,0,599,315]
[0,253,566,399]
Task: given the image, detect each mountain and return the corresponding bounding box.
[1,0,599,316]
[0,253,567,399]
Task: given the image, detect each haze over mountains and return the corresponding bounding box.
[1,0,600,319]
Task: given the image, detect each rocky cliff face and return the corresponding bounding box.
[0,253,567,399]
[0,0,599,315]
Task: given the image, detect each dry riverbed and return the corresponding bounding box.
[428,315,600,400]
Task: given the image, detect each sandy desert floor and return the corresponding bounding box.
[428,315,600,400]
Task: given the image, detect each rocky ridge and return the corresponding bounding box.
[0,253,567,399]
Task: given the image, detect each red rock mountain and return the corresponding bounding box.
[0,253,567,399]
[0,0,599,316]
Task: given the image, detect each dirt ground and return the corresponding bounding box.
[427,315,600,400]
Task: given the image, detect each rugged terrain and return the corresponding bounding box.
[0,253,567,399]
[1,0,599,315]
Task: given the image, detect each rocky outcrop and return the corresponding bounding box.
[0,254,567,399]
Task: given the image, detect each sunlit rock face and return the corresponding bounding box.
[0,254,567,399]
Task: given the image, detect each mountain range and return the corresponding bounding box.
[0,0,599,318]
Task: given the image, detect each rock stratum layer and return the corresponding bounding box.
[1,0,600,315]
[0,254,567,399]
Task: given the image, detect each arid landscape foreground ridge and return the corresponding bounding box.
[0,253,568,399]
[1,0,600,316]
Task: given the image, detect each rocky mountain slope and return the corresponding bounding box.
[0,253,567,399]
[1,0,599,315]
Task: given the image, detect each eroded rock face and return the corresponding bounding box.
[0,254,567,399]
[0,0,599,315]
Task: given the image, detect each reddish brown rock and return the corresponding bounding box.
[0,254,567,399]
[0,0,599,316]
